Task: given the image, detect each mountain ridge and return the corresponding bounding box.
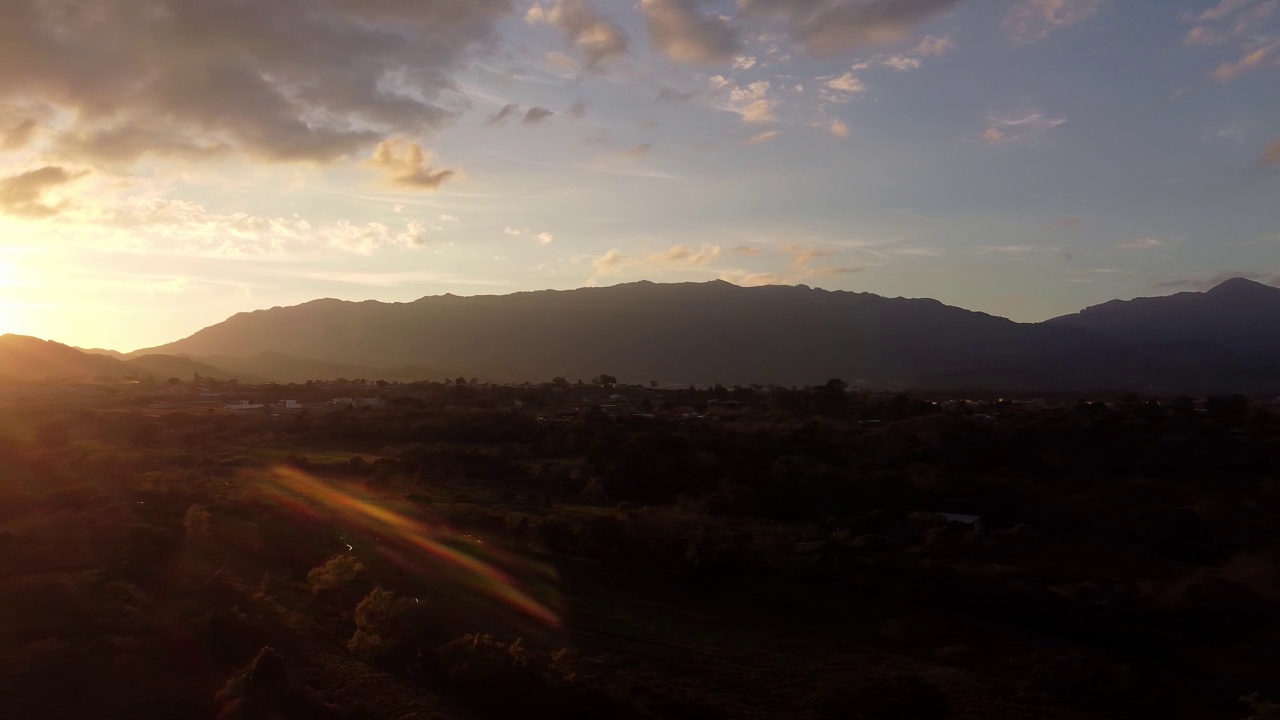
[125,277,1280,392]
[8,277,1278,391]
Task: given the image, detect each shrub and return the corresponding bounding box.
[184,503,212,539]
[347,587,428,663]
[435,634,636,716]
[214,647,340,720]
[306,555,363,595]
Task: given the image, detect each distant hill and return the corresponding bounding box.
[123,354,266,384]
[195,351,444,385]
[78,347,127,360]
[0,335,131,381]
[1046,276,1280,351]
[127,278,1280,393]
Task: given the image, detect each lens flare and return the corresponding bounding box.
[264,465,561,627]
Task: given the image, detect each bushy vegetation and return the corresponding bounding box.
[3,377,1280,719]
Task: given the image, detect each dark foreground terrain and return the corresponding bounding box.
[3,377,1280,719]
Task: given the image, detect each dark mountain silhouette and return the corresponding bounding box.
[124,278,1280,393]
[0,335,130,381]
[0,335,255,383]
[1046,276,1280,350]
[77,346,127,360]
[9,278,1277,391]
[124,354,266,384]
[196,351,445,385]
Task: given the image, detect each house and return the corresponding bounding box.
[225,400,265,411]
[278,400,302,410]
[332,398,355,409]
[940,513,984,534]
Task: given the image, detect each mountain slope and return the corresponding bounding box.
[1046,277,1280,351]
[132,281,1176,390]
[123,354,265,384]
[0,335,132,381]
[194,352,444,384]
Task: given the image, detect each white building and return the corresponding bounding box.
[225,400,265,411]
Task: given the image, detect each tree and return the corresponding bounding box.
[552,376,569,388]
[307,555,363,595]
[347,587,427,662]
[455,376,468,386]
[592,374,618,387]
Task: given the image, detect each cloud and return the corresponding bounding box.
[719,271,786,286]
[566,100,588,120]
[747,130,781,144]
[366,140,457,191]
[648,243,721,265]
[914,34,955,56]
[504,227,523,236]
[1119,237,1163,249]
[537,232,554,245]
[1183,1,1280,82]
[733,56,759,70]
[1051,217,1081,230]
[526,0,630,68]
[0,166,86,217]
[2,118,38,151]
[983,112,1067,144]
[639,0,741,63]
[1210,40,1280,82]
[523,107,555,124]
[784,245,838,272]
[852,34,954,73]
[741,99,777,123]
[712,78,778,123]
[1194,0,1255,22]
[1004,0,1106,46]
[732,245,763,255]
[546,51,579,71]
[592,249,633,277]
[738,0,963,57]
[0,1,512,166]
[1185,0,1277,46]
[656,86,697,103]
[48,190,449,258]
[829,120,850,138]
[824,72,867,96]
[622,143,653,158]
[1260,140,1280,166]
[881,56,922,70]
[721,243,864,286]
[486,103,522,126]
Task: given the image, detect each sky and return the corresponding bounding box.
[0,0,1277,351]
